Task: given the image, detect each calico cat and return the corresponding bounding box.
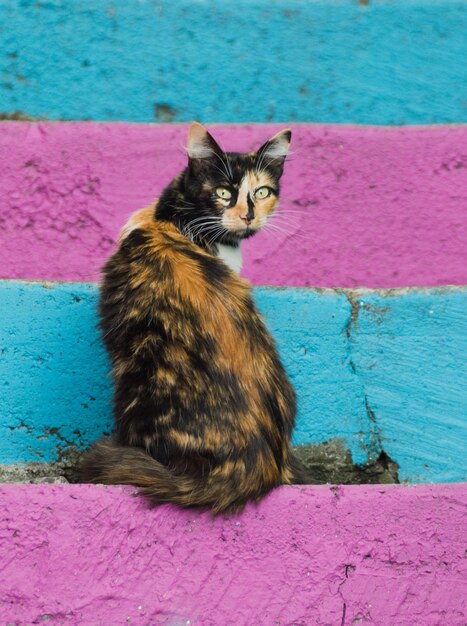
[81,122,307,513]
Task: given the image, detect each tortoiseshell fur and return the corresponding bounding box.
[81,124,307,513]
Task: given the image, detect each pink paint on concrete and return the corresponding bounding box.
[0,484,465,625]
[0,122,466,287]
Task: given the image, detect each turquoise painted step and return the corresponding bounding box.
[1,281,465,483]
[1,1,466,124]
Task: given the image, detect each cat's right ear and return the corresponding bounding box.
[186,122,223,161]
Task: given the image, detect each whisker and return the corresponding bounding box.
[255,153,292,178]
[267,220,301,231]
[268,214,303,226]
[186,216,220,237]
[216,139,234,180]
[263,223,313,244]
[180,215,223,242]
[268,214,302,223]
[210,151,233,181]
[273,208,307,215]
[259,227,286,246]
[185,216,221,227]
[263,224,294,236]
[205,225,227,247]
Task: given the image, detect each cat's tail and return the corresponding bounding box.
[80,439,271,514]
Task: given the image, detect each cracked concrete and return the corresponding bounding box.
[0,111,43,121]
[0,448,80,484]
[340,289,389,464]
[294,440,399,485]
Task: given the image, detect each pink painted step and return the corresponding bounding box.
[1,483,465,625]
[1,122,466,287]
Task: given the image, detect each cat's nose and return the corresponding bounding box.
[240,215,252,225]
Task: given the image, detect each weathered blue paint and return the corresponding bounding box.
[254,289,371,461]
[1,281,466,483]
[349,291,467,484]
[0,282,113,464]
[1,1,466,124]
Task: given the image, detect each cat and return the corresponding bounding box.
[81,122,307,513]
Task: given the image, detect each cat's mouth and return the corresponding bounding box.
[228,225,249,234]
[224,222,258,236]
[223,224,258,241]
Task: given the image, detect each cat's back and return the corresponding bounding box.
[112,203,251,303]
[101,205,256,353]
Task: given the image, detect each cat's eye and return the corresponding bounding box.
[216,188,232,200]
[255,187,271,199]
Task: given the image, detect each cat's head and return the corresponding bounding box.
[183,122,291,245]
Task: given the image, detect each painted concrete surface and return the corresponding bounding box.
[1,122,467,288]
[1,281,466,483]
[1,0,466,124]
[0,483,465,625]
[0,282,113,464]
[348,291,467,484]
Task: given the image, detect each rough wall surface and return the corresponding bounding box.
[1,122,466,288]
[1,281,466,483]
[0,483,465,625]
[0,0,466,124]
[1,1,465,623]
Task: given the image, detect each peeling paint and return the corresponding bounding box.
[294,440,399,485]
[0,440,399,486]
[0,111,43,121]
[340,291,385,462]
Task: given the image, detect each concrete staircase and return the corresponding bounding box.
[0,1,466,624]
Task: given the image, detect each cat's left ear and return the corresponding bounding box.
[256,129,291,174]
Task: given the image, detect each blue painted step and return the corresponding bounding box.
[1,281,465,483]
[0,0,466,124]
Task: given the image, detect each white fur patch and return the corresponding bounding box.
[260,129,291,161]
[186,142,214,159]
[217,243,243,274]
[263,139,289,159]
